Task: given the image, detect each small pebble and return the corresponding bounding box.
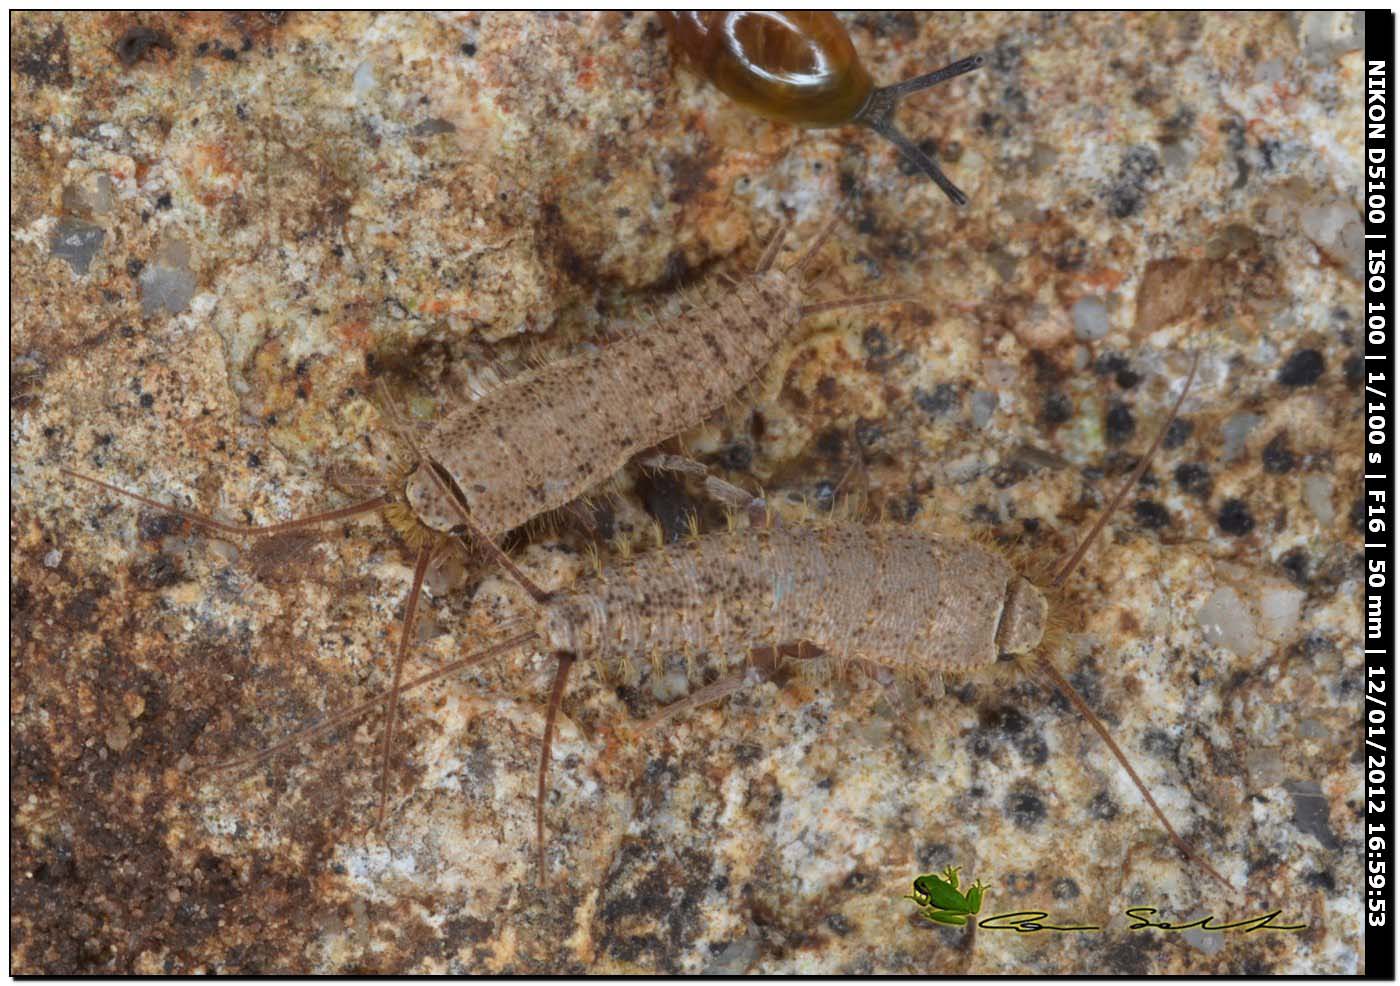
[352,60,375,99]
[1088,791,1118,821]
[104,720,132,753]
[1197,586,1260,657]
[1300,198,1363,277]
[719,443,752,471]
[49,219,105,275]
[122,692,146,719]
[1303,474,1335,525]
[1345,354,1363,386]
[139,263,196,317]
[411,118,456,137]
[704,937,759,976]
[1016,304,1072,350]
[1221,412,1262,462]
[1260,584,1305,640]
[970,391,998,429]
[1071,296,1110,341]
[651,668,690,703]
[1183,927,1226,955]
[1294,11,1363,65]
[43,549,62,568]
[414,614,443,644]
[1254,58,1285,84]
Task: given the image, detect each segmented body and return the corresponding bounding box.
[537,522,1047,679]
[403,269,804,536]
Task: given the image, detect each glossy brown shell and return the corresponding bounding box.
[663,10,873,128]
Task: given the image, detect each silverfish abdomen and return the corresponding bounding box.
[405,271,802,535]
[540,523,1034,675]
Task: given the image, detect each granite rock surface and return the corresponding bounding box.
[12,11,1363,973]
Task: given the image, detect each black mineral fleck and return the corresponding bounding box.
[1162,417,1193,450]
[1005,785,1046,829]
[1132,500,1169,529]
[1041,392,1073,425]
[916,383,961,419]
[1217,498,1255,535]
[1262,433,1295,474]
[115,26,174,67]
[1105,402,1135,445]
[1088,790,1118,821]
[1279,547,1309,586]
[1174,462,1212,497]
[1277,349,1324,387]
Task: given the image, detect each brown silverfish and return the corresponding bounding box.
[217,354,1236,892]
[62,216,911,825]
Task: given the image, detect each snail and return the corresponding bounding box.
[662,11,984,205]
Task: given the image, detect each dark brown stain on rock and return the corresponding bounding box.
[114,26,175,67]
[13,23,72,88]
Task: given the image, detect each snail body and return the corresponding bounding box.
[663,11,983,205]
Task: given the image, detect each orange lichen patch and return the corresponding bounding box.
[1079,266,1126,292]
[412,294,495,321]
[1135,256,1210,334]
[576,55,597,90]
[249,337,287,376]
[417,298,453,316]
[336,319,371,349]
[417,292,493,321]
[179,141,246,206]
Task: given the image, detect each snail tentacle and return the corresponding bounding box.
[854,54,986,206]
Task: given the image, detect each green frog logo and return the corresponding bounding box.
[903,866,990,927]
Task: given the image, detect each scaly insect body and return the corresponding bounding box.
[404,269,803,538]
[219,356,1234,893]
[64,217,906,826]
[539,523,1044,679]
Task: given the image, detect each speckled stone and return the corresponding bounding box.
[12,11,1362,974]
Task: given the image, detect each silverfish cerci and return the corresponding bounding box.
[62,216,910,824]
[223,355,1235,891]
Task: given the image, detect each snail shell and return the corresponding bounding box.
[663,11,983,205]
[663,11,873,127]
